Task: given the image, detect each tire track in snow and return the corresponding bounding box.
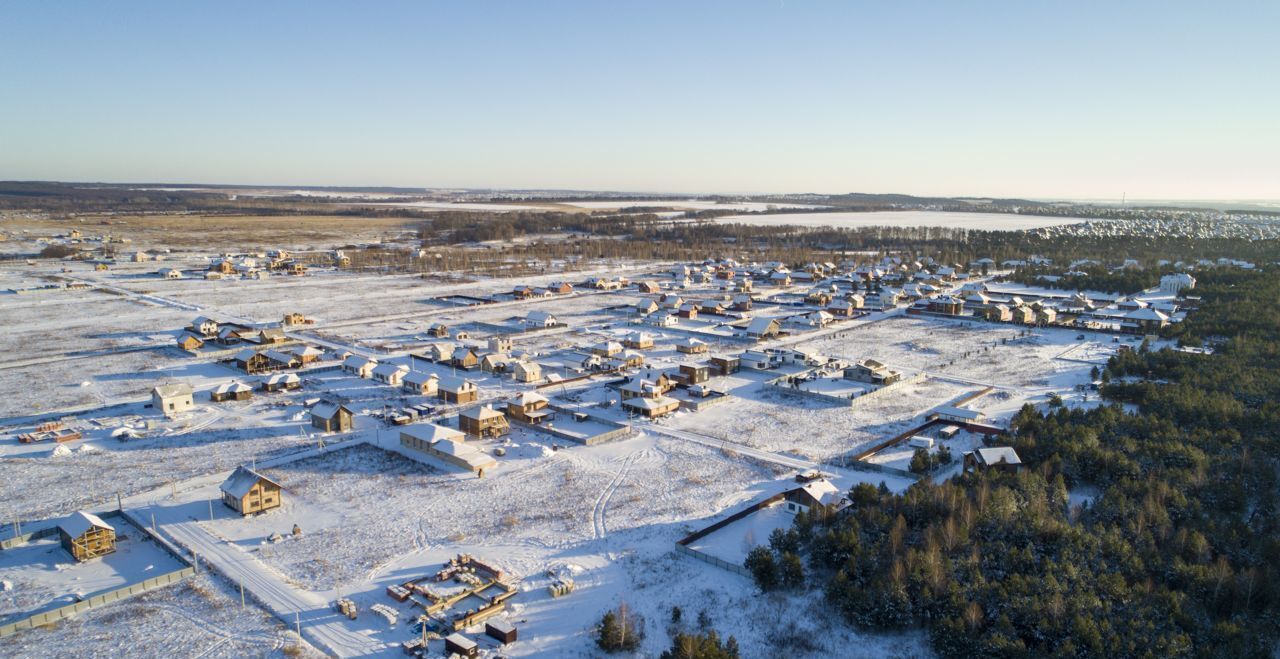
[591,452,638,540]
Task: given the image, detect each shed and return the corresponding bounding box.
[486,620,518,644]
[444,633,478,658]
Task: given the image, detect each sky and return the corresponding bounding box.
[1,1,1277,200]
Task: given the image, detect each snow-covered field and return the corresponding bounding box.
[715,210,1091,230]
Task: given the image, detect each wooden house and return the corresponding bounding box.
[984,304,1012,322]
[591,341,623,357]
[709,355,739,376]
[744,317,781,339]
[843,359,901,386]
[402,371,439,395]
[310,401,354,432]
[633,299,659,316]
[59,512,116,562]
[679,363,710,385]
[426,322,450,338]
[511,360,542,383]
[262,372,301,392]
[210,381,253,402]
[488,336,513,353]
[636,280,661,294]
[677,303,699,319]
[400,425,495,473]
[152,383,194,418]
[486,621,518,645]
[624,332,654,350]
[281,312,310,326]
[481,353,513,374]
[290,345,323,364]
[220,466,283,516]
[234,348,271,374]
[452,349,480,370]
[548,281,574,294]
[264,349,300,370]
[176,333,204,351]
[255,328,288,344]
[963,447,1023,474]
[437,375,479,404]
[372,362,410,386]
[459,405,509,439]
[343,355,378,378]
[507,391,553,424]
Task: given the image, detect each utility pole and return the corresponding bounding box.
[208,499,214,522]
[295,611,301,639]
[240,580,245,609]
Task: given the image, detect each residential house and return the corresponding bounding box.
[262,372,300,392]
[511,360,542,383]
[507,391,553,424]
[744,317,781,339]
[438,375,479,404]
[310,401,354,432]
[783,480,843,514]
[190,316,219,337]
[343,355,378,378]
[963,447,1023,474]
[459,405,510,439]
[624,331,654,350]
[210,381,253,402]
[152,383,194,418]
[844,358,902,386]
[176,333,204,351]
[675,337,707,354]
[400,424,496,474]
[403,371,439,396]
[371,363,409,386]
[220,466,283,516]
[234,348,271,374]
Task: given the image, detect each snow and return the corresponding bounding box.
[715,210,1092,230]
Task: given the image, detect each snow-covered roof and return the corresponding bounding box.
[1126,307,1169,322]
[371,363,409,377]
[213,381,252,395]
[220,466,280,498]
[266,372,299,385]
[59,511,113,538]
[401,423,464,444]
[152,383,192,398]
[403,371,438,386]
[437,374,476,391]
[310,401,350,419]
[460,405,504,421]
[511,391,548,406]
[974,446,1022,467]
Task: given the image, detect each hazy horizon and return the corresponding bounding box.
[2,1,1277,200]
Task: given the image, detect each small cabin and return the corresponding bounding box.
[176,333,204,351]
[59,512,116,562]
[220,466,283,516]
[963,447,1023,474]
[486,620,518,645]
[444,633,478,658]
[210,381,253,402]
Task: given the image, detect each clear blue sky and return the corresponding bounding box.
[2,1,1277,199]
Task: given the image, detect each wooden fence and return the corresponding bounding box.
[0,567,196,638]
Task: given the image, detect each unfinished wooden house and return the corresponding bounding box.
[459,405,509,439]
[507,391,553,425]
[511,360,542,383]
[59,511,116,562]
[176,333,204,351]
[220,466,283,516]
[310,401,354,433]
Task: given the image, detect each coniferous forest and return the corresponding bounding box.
[749,267,1280,657]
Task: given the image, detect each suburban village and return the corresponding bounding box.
[0,205,1240,657]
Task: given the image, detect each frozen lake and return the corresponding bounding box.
[714,210,1091,230]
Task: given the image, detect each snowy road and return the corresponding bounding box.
[159,516,384,657]
[647,424,824,473]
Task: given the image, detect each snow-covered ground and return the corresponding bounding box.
[715,210,1091,230]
